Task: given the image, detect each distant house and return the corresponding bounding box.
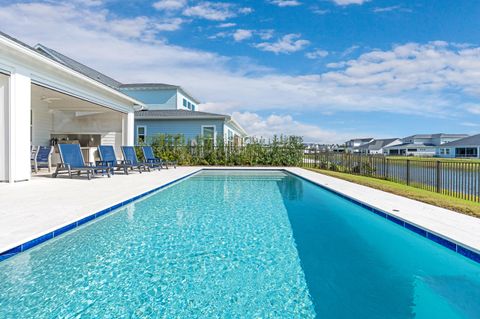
[134,110,247,146]
[436,134,480,158]
[345,138,374,153]
[357,138,402,155]
[384,133,469,156]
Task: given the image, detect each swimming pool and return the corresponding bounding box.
[0,170,479,318]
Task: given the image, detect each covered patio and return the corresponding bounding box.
[31,84,130,165]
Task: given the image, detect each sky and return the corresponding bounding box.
[1,0,480,142]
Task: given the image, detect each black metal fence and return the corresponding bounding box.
[302,152,480,202]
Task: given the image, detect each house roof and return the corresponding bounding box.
[120,83,201,104]
[404,133,469,140]
[135,109,229,119]
[348,138,373,142]
[441,134,480,147]
[384,142,436,149]
[35,44,122,88]
[135,110,247,136]
[357,138,400,151]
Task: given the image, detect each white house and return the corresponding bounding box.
[0,32,143,182]
[384,133,468,157]
[437,134,480,158]
[344,138,374,153]
[357,138,402,155]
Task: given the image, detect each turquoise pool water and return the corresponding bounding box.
[0,170,479,318]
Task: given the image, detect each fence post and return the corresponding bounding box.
[406,159,410,185]
[436,161,441,193]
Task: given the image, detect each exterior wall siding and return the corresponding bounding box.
[0,74,8,181]
[32,101,53,146]
[135,119,225,144]
[120,89,177,110]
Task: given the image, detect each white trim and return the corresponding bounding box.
[136,125,147,144]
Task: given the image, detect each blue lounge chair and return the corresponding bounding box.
[97,145,134,175]
[53,144,111,180]
[142,146,177,169]
[121,146,148,173]
[32,146,53,173]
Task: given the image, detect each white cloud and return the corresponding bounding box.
[333,0,370,5]
[467,105,480,115]
[306,49,329,59]
[218,22,236,28]
[155,18,184,31]
[183,2,252,21]
[255,34,310,54]
[231,112,349,142]
[270,0,302,7]
[233,29,253,42]
[153,0,186,11]
[373,5,412,13]
[258,29,275,40]
[1,1,479,141]
[312,8,330,15]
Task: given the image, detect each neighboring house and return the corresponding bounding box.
[135,110,247,146]
[118,83,200,111]
[384,133,469,156]
[357,138,402,155]
[119,83,247,145]
[436,134,480,158]
[345,138,374,153]
[0,32,141,182]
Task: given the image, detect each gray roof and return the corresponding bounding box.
[384,142,436,149]
[357,138,400,151]
[120,83,179,90]
[135,109,230,120]
[404,133,469,139]
[35,44,122,88]
[441,134,480,147]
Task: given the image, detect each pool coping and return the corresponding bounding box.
[1,167,479,264]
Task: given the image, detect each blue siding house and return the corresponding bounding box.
[119,83,247,145]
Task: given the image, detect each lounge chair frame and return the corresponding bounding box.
[53,144,112,180]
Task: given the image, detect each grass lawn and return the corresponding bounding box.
[307,168,480,218]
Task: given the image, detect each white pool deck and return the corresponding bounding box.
[0,167,479,255]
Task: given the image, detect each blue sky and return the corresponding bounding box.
[1,0,480,142]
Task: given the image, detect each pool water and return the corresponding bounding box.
[0,170,479,318]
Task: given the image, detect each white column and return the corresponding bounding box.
[8,70,31,182]
[122,112,135,146]
[0,74,9,182]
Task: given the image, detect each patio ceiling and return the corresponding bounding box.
[31,84,112,113]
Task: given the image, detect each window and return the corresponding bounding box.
[187,101,191,109]
[202,126,215,145]
[183,98,187,107]
[456,147,478,158]
[137,126,146,144]
[192,104,196,111]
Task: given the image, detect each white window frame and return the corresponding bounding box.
[136,125,147,144]
[201,125,216,145]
